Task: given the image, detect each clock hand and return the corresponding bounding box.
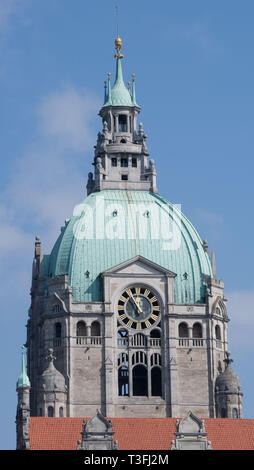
[129,293,142,313]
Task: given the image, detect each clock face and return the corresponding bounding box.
[117,286,160,330]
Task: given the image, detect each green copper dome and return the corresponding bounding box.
[46,190,212,304]
[103,57,138,108]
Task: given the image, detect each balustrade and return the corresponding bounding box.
[76,336,102,346]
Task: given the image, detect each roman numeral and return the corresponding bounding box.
[151,313,158,321]
[120,295,127,302]
[135,287,141,295]
[136,322,142,330]
[152,305,160,311]
[144,289,150,297]
[145,320,151,328]
[150,296,157,303]
[126,320,133,328]
[126,288,132,297]
[119,313,127,320]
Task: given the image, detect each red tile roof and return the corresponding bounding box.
[29,417,254,451]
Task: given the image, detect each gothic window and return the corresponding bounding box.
[55,323,62,338]
[215,325,221,340]
[48,406,54,417]
[119,114,127,132]
[91,321,101,336]
[130,333,147,348]
[178,322,189,337]
[133,365,148,396]
[150,353,161,367]
[132,350,147,366]
[118,353,129,396]
[151,367,162,396]
[193,323,202,338]
[118,366,129,396]
[76,321,87,337]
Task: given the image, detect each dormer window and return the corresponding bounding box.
[119,114,127,132]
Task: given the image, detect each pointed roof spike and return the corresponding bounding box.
[107,73,112,105]
[102,36,140,108]
[131,73,138,106]
[16,346,31,389]
[104,80,108,105]
[211,249,217,279]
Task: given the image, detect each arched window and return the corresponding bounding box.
[119,114,127,132]
[118,367,129,396]
[48,406,54,417]
[151,367,162,396]
[232,408,238,419]
[150,329,161,338]
[59,407,64,417]
[130,333,146,347]
[215,325,221,340]
[76,321,87,337]
[193,323,202,338]
[133,365,148,396]
[117,328,128,346]
[150,353,161,367]
[55,323,61,338]
[91,321,101,336]
[132,351,147,366]
[178,322,189,337]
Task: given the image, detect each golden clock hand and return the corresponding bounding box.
[129,293,142,313]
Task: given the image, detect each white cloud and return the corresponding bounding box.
[1,85,100,255]
[37,87,100,152]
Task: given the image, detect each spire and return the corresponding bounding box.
[211,249,216,278]
[16,347,30,389]
[131,73,137,105]
[102,34,139,108]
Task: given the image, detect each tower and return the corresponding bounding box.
[16,347,31,450]
[18,34,243,425]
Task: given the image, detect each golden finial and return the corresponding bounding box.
[107,72,111,80]
[132,73,135,81]
[114,5,123,58]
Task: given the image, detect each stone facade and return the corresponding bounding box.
[25,248,240,420]
[17,34,243,451]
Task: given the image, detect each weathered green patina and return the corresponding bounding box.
[46,190,212,304]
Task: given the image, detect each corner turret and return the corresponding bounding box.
[16,347,31,449]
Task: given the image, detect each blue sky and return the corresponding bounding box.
[0,0,254,449]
